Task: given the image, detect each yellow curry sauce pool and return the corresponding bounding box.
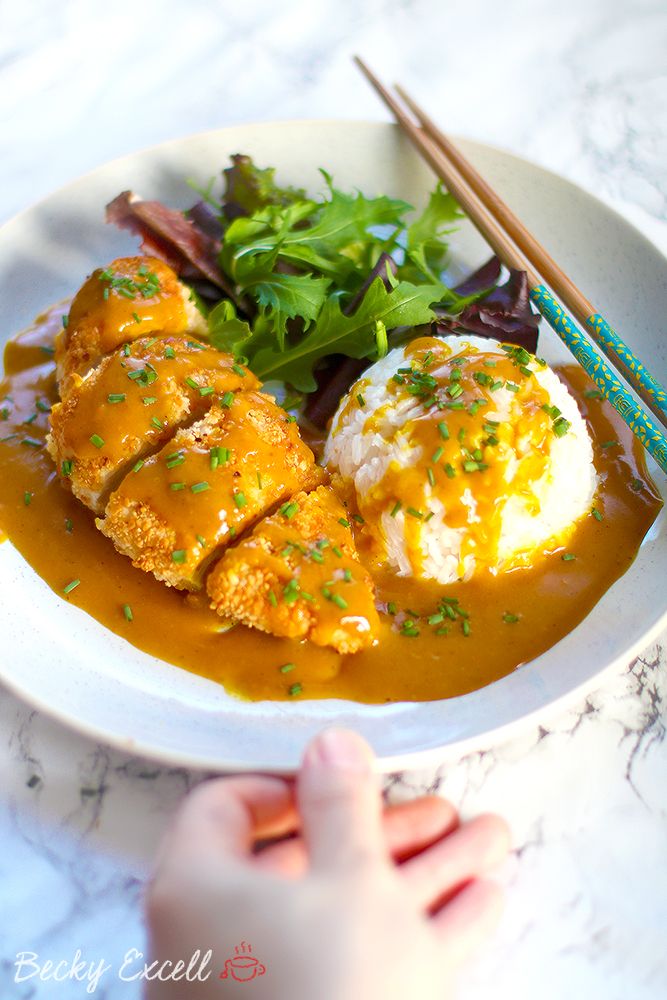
[0,305,662,702]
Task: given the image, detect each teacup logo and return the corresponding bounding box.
[219,942,266,984]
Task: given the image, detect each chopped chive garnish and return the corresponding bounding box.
[123,604,133,622]
[132,312,142,324]
[199,386,214,397]
[332,593,348,609]
[89,434,104,449]
[519,365,532,378]
[40,345,55,355]
[310,550,324,564]
[196,534,206,547]
[553,417,571,437]
[630,478,643,492]
[483,360,497,368]
[280,662,296,674]
[288,682,303,697]
[390,500,402,517]
[63,579,80,595]
[166,454,185,469]
[387,602,397,616]
[267,590,278,607]
[24,491,32,506]
[127,369,145,380]
[150,416,164,430]
[424,511,435,522]
[343,568,352,582]
[352,514,365,524]
[601,440,619,450]
[170,482,186,491]
[490,379,503,391]
[447,383,463,399]
[462,620,471,637]
[191,482,210,494]
[233,491,247,509]
[406,507,423,519]
[61,459,73,477]
[280,501,299,520]
[65,518,73,533]
[132,459,144,473]
[164,346,176,359]
[62,314,69,329]
[184,376,199,391]
[584,389,603,399]
[231,363,247,377]
[444,463,456,478]
[561,553,576,562]
[428,613,444,625]
[338,517,350,528]
[427,467,436,487]
[257,471,263,489]
[23,413,38,425]
[503,613,519,624]
[431,446,444,462]
[108,393,126,403]
[591,507,603,521]
[505,382,519,393]
[171,550,186,563]
[21,437,42,448]
[400,619,420,637]
[220,391,234,408]
[357,393,365,407]
[332,545,343,558]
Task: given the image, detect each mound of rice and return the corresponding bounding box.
[324,335,597,584]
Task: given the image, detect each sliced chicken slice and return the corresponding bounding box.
[97,391,326,591]
[55,255,207,394]
[46,336,258,514]
[206,485,379,653]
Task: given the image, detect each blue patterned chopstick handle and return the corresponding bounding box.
[586,313,667,417]
[530,285,667,475]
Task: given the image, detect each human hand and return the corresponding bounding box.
[145,729,510,1000]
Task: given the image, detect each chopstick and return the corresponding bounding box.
[394,82,667,432]
[354,56,667,476]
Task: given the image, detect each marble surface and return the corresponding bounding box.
[1,0,666,997]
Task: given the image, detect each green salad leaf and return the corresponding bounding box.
[195,157,497,390]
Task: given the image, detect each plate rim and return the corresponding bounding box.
[1,118,665,772]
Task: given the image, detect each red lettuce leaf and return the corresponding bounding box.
[438,268,540,354]
[105,191,237,301]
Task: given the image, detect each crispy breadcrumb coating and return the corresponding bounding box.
[97,391,325,590]
[207,485,379,653]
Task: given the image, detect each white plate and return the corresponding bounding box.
[0,121,665,772]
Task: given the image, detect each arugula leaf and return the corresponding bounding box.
[251,278,444,390]
[402,184,462,283]
[243,266,331,350]
[207,300,254,356]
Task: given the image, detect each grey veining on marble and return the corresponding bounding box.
[1,0,666,997]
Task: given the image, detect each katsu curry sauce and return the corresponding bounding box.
[0,305,662,702]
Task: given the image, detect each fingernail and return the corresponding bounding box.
[305,728,373,772]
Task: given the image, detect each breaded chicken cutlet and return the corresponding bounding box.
[97,391,326,590]
[206,485,379,653]
[47,336,258,513]
[55,256,207,395]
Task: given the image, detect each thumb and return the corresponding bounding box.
[297,728,384,872]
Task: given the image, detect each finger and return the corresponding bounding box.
[401,813,510,909]
[297,728,384,872]
[254,795,459,877]
[389,796,459,861]
[431,878,505,966]
[154,775,298,873]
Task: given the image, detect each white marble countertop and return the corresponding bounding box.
[1,0,666,997]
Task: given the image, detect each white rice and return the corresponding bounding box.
[324,335,598,584]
